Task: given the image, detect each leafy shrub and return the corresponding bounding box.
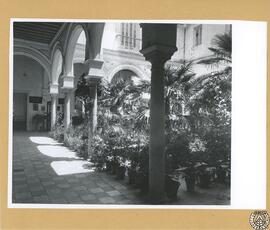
[64,121,89,159]
[49,113,64,142]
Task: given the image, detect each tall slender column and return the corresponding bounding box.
[86,78,100,158]
[84,59,104,159]
[51,95,57,129]
[61,75,74,139]
[91,84,98,133]
[148,55,168,202]
[49,84,59,130]
[64,91,71,130]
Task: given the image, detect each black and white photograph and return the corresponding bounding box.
[11,21,233,206]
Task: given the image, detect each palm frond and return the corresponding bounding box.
[198,32,232,67]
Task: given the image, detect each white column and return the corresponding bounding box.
[87,81,98,158]
[64,92,71,130]
[51,95,57,129]
[49,84,59,130]
[61,75,74,134]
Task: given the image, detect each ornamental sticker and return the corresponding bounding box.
[249,211,270,230]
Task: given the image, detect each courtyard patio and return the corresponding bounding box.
[12,132,230,205]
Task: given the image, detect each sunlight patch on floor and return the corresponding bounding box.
[37,145,79,159]
[29,136,61,145]
[50,160,94,175]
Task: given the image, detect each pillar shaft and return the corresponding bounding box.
[64,92,71,130]
[148,56,167,203]
[88,83,98,157]
[51,95,57,130]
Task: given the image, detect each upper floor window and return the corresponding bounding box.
[120,23,137,49]
[193,25,202,46]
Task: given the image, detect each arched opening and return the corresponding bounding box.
[13,55,50,131]
[108,64,148,83]
[65,26,87,118]
[65,25,86,77]
[49,49,64,130]
[14,45,51,82]
[111,69,139,85]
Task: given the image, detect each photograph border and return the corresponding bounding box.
[0,0,269,229]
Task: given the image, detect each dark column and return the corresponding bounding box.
[84,59,103,158]
[148,54,168,202]
[140,24,177,203]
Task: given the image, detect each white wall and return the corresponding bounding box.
[172,24,229,76]
[13,55,50,131]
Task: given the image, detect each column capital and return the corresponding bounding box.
[85,75,102,86]
[61,75,74,91]
[140,44,177,64]
[84,59,103,70]
[49,83,59,95]
[140,23,177,65]
[84,59,104,85]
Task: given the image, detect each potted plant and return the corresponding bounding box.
[194,162,217,189]
[115,156,127,180]
[105,156,115,174]
[127,160,138,184]
[215,159,230,185]
[165,154,181,200]
[177,163,196,193]
[165,174,180,200]
[134,149,149,194]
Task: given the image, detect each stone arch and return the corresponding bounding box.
[14,45,51,82]
[64,24,89,76]
[51,48,63,84]
[108,64,148,83]
[51,41,63,63]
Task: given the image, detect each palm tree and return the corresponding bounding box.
[97,62,195,141]
[197,32,231,66]
[191,31,232,161]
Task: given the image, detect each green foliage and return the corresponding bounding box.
[64,122,88,158]
[50,32,232,185]
[49,113,64,142]
[197,33,231,66]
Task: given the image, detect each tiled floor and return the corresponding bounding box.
[12,132,145,205]
[12,132,230,206]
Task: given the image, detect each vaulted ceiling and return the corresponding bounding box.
[13,22,64,44]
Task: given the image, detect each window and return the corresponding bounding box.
[120,23,137,49]
[193,25,202,46]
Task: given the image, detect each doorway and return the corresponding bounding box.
[13,93,27,131]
